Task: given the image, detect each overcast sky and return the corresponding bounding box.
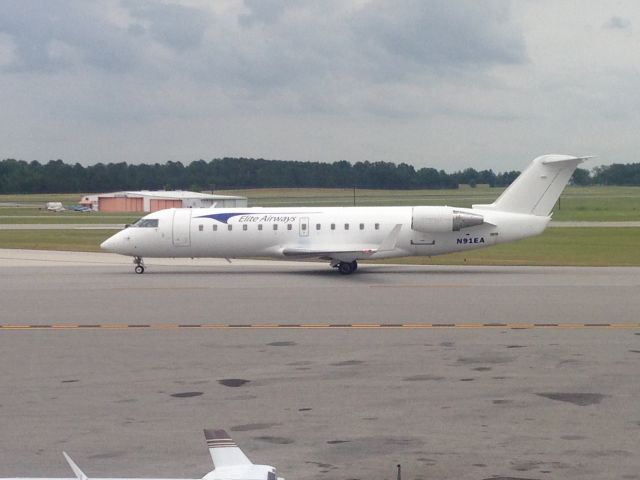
[1,0,639,171]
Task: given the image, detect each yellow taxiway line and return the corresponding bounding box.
[0,323,638,331]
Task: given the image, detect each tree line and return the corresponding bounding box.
[0,157,636,194]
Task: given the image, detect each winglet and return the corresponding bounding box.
[63,452,88,480]
[378,224,402,251]
[204,429,252,468]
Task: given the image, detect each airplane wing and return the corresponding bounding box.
[204,429,252,468]
[281,224,403,259]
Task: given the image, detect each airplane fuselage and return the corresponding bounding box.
[101,205,548,260]
[100,154,586,274]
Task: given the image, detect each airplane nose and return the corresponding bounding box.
[100,234,119,252]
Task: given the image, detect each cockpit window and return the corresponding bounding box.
[133,218,159,228]
[267,472,276,480]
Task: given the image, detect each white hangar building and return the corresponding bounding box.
[79,190,248,213]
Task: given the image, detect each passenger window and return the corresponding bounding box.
[228,225,233,231]
[243,224,248,231]
[273,224,278,231]
[359,223,364,230]
[199,224,203,231]
[316,223,321,230]
[212,225,217,231]
[344,223,349,230]
[258,224,263,231]
[331,223,335,230]
[375,223,380,230]
[287,224,292,231]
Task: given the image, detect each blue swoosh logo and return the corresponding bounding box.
[195,212,319,224]
[196,212,253,224]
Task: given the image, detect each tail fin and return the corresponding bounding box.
[204,429,253,468]
[474,154,589,216]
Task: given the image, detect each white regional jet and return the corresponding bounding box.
[5,430,283,480]
[100,154,587,274]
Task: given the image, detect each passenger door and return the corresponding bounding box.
[172,209,192,246]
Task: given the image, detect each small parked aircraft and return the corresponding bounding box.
[100,154,587,274]
[4,429,283,480]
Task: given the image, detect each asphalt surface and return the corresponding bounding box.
[0,250,639,480]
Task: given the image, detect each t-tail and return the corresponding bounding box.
[473,154,590,216]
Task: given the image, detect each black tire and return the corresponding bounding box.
[350,260,358,271]
[338,262,354,275]
[135,265,145,274]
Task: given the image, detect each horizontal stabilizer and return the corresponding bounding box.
[63,453,87,480]
[204,429,252,468]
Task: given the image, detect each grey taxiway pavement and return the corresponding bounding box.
[0,249,639,480]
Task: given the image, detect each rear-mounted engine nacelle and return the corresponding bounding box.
[411,206,484,233]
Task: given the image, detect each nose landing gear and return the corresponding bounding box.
[133,256,145,274]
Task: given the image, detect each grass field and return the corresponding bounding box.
[1,188,638,266]
[0,229,112,252]
[2,186,640,222]
[376,228,640,266]
[1,227,639,266]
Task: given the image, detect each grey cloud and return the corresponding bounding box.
[351,0,525,73]
[0,0,138,72]
[195,0,526,103]
[0,0,211,73]
[239,0,288,27]
[127,1,211,51]
[604,16,632,31]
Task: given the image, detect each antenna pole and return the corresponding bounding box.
[396,464,401,480]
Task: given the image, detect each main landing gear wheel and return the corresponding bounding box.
[337,260,358,275]
[133,256,145,274]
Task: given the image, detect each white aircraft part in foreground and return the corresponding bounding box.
[4,430,283,480]
[100,154,587,274]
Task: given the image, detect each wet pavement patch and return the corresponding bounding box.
[305,461,337,470]
[61,379,79,383]
[536,392,607,406]
[254,436,294,444]
[87,451,126,460]
[327,440,350,444]
[561,435,587,440]
[298,407,312,411]
[219,378,250,387]
[267,341,297,347]
[330,360,364,366]
[473,367,492,371]
[171,391,203,398]
[402,374,444,381]
[458,354,515,365]
[231,423,280,432]
[506,345,527,349]
[629,350,640,353]
[460,378,475,381]
[493,399,512,405]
